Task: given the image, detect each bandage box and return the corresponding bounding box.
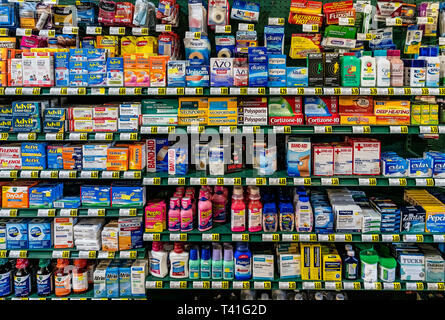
[54,217,77,248]
[287,137,311,177]
[168,147,188,175]
[252,255,274,280]
[146,138,169,173]
[333,143,353,175]
[210,58,234,87]
[312,143,334,176]
[349,138,381,175]
[6,219,28,249]
[118,217,143,250]
[28,218,53,249]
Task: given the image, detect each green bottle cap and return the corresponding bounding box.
[39,259,51,268]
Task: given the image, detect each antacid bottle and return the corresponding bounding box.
[247,187,263,232]
[212,186,227,223]
[360,51,376,87]
[198,189,213,231]
[168,197,181,232]
[231,186,246,232]
[387,50,404,87]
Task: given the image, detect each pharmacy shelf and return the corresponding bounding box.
[1,126,443,143]
[1,86,445,96]
[0,169,142,180]
[143,171,445,187]
[0,290,146,301]
[0,207,144,218]
[143,227,445,244]
[0,248,145,260]
[140,125,445,135]
[0,132,139,142]
[145,276,445,292]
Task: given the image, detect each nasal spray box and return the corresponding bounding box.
[287,137,311,177]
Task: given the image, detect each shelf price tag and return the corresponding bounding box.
[119,208,137,217]
[101,171,120,179]
[146,281,163,289]
[0,251,6,259]
[192,281,210,289]
[428,283,445,291]
[253,281,271,290]
[302,24,319,32]
[0,28,8,36]
[155,24,172,32]
[143,177,161,185]
[281,234,299,242]
[389,126,408,134]
[361,234,380,242]
[352,126,371,134]
[52,250,70,259]
[299,234,317,242]
[364,282,382,290]
[202,233,220,241]
[262,234,280,242]
[321,178,339,186]
[415,178,434,187]
[170,281,187,289]
[388,178,407,186]
[132,27,148,35]
[314,126,332,134]
[420,126,439,134]
[109,27,126,35]
[87,208,105,217]
[0,209,17,217]
[143,233,161,241]
[37,209,56,217]
[170,233,187,241]
[403,234,424,243]
[212,281,229,289]
[9,250,27,258]
[20,170,39,179]
[58,170,77,179]
[386,17,402,26]
[406,282,424,291]
[232,234,249,242]
[303,282,322,290]
[278,281,297,290]
[381,234,400,242]
[233,281,250,289]
[358,178,377,186]
[78,251,96,259]
[293,178,311,186]
[119,132,138,141]
[45,133,64,141]
[219,126,237,134]
[0,132,8,140]
[120,250,137,259]
[383,282,401,290]
[185,87,203,95]
[339,17,355,25]
[325,282,343,291]
[269,178,287,186]
[17,133,36,140]
[343,282,361,290]
[215,25,231,33]
[59,209,77,217]
[68,133,88,141]
[167,178,185,185]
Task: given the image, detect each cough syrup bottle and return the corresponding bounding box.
[198,189,213,231]
[72,259,88,294]
[37,259,53,296]
[168,197,181,232]
[54,258,71,297]
[231,186,246,232]
[247,187,263,232]
[14,259,31,297]
[180,197,194,232]
[212,186,227,223]
[0,259,12,297]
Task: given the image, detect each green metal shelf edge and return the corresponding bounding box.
[143,226,445,243]
[0,132,139,142]
[143,172,444,187]
[1,248,146,259]
[0,207,144,218]
[145,276,445,291]
[0,86,444,96]
[0,290,146,300]
[0,169,143,180]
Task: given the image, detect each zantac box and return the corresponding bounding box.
[349,138,381,175]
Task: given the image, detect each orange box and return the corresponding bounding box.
[107,160,128,171]
[107,147,128,160]
[2,181,38,208]
[149,55,168,87]
[375,116,410,125]
[115,143,146,170]
[340,114,376,125]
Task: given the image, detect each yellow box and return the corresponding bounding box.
[322,252,342,281]
[300,243,311,280]
[374,100,411,117]
[340,114,376,125]
[411,104,421,125]
[430,104,439,124]
[178,97,209,118]
[207,116,238,126]
[208,97,238,117]
[421,104,430,124]
[178,116,207,125]
[311,243,322,280]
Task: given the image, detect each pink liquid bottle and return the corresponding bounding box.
[198,189,213,231]
[180,197,194,232]
[248,186,263,232]
[231,186,246,232]
[212,186,227,223]
[168,197,181,232]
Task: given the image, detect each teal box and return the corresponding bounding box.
[119,260,132,297]
[106,261,120,298]
[12,101,40,117]
[12,116,41,132]
[111,182,145,207]
[81,185,111,207]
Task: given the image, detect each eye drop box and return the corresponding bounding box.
[94,260,112,298]
[252,254,274,280]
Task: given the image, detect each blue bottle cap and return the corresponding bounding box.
[190,248,199,261]
[419,47,429,57]
[201,245,211,260]
[374,49,387,57]
[429,46,439,57]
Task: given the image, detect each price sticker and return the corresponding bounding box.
[415,178,434,187]
[86,26,102,34]
[325,282,343,291]
[62,27,78,34]
[321,178,339,185]
[388,178,407,186]
[262,234,280,242]
[110,27,126,35]
[353,126,371,134]
[215,25,231,33]
[314,126,332,134]
[381,234,400,242]
[143,233,161,241]
[233,281,250,289]
[170,233,187,241]
[9,250,27,258]
[37,209,56,217]
[0,132,8,140]
[362,234,380,242]
[0,28,8,36]
[302,24,319,32]
[0,209,17,217]
[420,126,439,134]
[132,27,148,35]
[386,17,402,26]
[120,250,137,259]
[0,251,6,259]
[232,234,249,242]
[303,282,322,290]
[339,17,355,25]
[358,178,377,186]
[282,234,299,242]
[52,250,70,259]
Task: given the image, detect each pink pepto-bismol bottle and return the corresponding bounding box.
[213,186,227,223]
[231,186,246,232]
[168,197,181,232]
[248,186,263,232]
[198,189,213,231]
[180,197,194,232]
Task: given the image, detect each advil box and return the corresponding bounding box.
[348,138,381,175]
[312,143,334,176]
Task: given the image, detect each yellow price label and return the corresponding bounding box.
[224,25,231,32]
[151,126,158,134]
[371,234,379,242]
[393,282,401,290]
[118,27,125,35]
[311,24,319,32]
[9,209,17,217]
[439,88,445,95]
[91,171,99,179]
[314,88,322,95]
[95,27,102,34]
[309,234,317,242]
[19,251,27,258]
[328,234,335,242]
[0,29,7,36]
[152,233,161,241]
[416,282,424,290]
[176,87,184,95]
[177,178,185,185]
[362,126,371,134]
[15,88,22,95]
[179,281,187,288]
[194,32,201,39]
[272,234,280,241]
[200,178,207,185]
[79,133,87,140]
[331,178,339,185]
[253,126,260,133]
[212,234,220,241]
[240,88,247,95]
[256,178,265,185]
[392,234,400,242]
[155,281,163,288]
[157,88,166,95]
[55,133,64,140]
[234,178,242,185]
[369,178,377,186]
[387,87,394,95]
[97,209,105,217]
[195,88,203,95]
[437,283,445,291]
[129,251,137,259]
[153,177,161,185]
[395,18,402,26]
[292,234,299,241]
[422,88,429,95]
[217,178,224,185]
[278,178,287,185]
[375,282,382,290]
[370,88,377,95]
[297,88,305,95]
[241,234,249,241]
[202,281,210,289]
[168,126,176,134]
[27,133,36,140]
[258,88,265,95]
[60,88,68,95]
[30,171,39,178]
[220,87,228,95]
[111,171,119,179]
[221,281,229,289]
[47,209,56,217]
[129,133,138,140]
[134,171,141,179]
[10,171,18,179]
[247,24,254,31]
[365,33,372,40]
[334,88,342,95]
[416,235,424,242]
[32,88,40,95]
[77,88,86,95]
[400,126,408,134]
[304,178,312,186]
[288,282,297,290]
[345,234,352,242]
[0,251,6,258]
[351,87,359,95]
[426,178,434,186]
[348,18,355,25]
[62,251,70,259]
[280,88,287,95]
[264,281,272,289]
[399,178,407,186]
[314,282,322,290]
[353,282,361,290]
[243,281,250,289]
[0,133,8,140]
[430,126,439,134]
[88,251,96,259]
[70,209,78,216]
[179,233,187,241]
[69,171,77,178]
[335,282,342,290]
[404,88,411,95]
[119,87,126,95]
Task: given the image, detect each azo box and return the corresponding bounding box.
[28,218,53,249]
[6,219,28,249]
[287,137,311,177]
[210,58,234,87]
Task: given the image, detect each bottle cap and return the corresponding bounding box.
[362,51,372,56]
[336,293,345,300]
[419,47,429,57]
[181,197,192,209]
[56,259,68,268]
[74,259,87,268]
[347,250,355,257]
[212,245,222,261]
[299,195,309,202]
[224,246,233,261]
[190,247,199,261]
[0,258,8,266]
[173,242,184,253]
[250,186,260,195]
[199,189,209,200]
[39,259,51,268]
[236,242,249,251]
[201,245,211,260]
[170,197,180,209]
[387,49,400,56]
[16,259,28,268]
[233,186,244,196]
[429,46,439,57]
[374,49,387,57]
[214,186,224,194]
[152,241,162,251]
